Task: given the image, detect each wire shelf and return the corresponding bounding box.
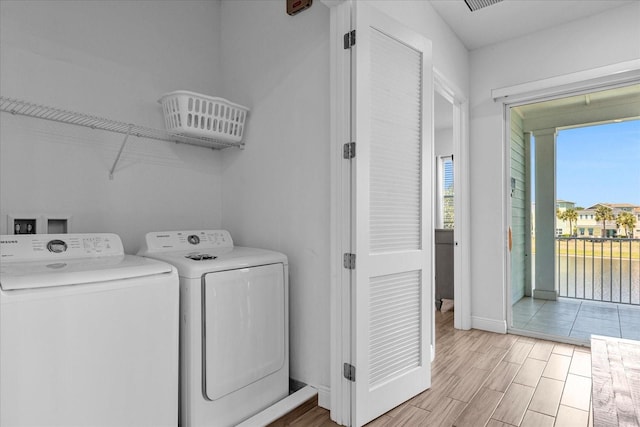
[0,96,244,150]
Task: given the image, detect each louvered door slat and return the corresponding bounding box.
[369,27,423,254]
[368,270,421,388]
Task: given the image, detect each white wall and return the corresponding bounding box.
[435,89,455,157]
[369,1,469,96]
[435,128,453,157]
[469,2,640,326]
[217,0,469,398]
[217,0,331,393]
[0,0,224,252]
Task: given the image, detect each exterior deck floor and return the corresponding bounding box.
[512,296,640,343]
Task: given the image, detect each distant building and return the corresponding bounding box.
[553,201,640,237]
[555,200,576,236]
[556,200,575,211]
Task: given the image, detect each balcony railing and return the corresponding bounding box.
[556,237,640,305]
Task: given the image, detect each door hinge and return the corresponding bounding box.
[343,363,356,382]
[343,253,356,269]
[343,142,356,159]
[343,30,356,49]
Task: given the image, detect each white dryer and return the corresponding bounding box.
[138,230,289,427]
[0,233,179,427]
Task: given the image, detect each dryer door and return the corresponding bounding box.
[202,263,285,401]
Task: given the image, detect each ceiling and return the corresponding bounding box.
[513,84,640,131]
[429,0,636,50]
[514,84,640,116]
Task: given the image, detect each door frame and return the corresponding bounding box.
[326,1,353,424]
[497,59,640,334]
[434,70,471,333]
[324,1,471,424]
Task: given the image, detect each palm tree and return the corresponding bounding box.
[564,208,578,236]
[556,208,578,236]
[616,211,637,238]
[595,205,614,238]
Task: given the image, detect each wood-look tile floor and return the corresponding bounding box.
[288,310,594,427]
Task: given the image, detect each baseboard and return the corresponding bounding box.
[236,386,317,427]
[316,385,331,410]
[471,315,507,334]
[512,289,525,305]
[533,289,557,300]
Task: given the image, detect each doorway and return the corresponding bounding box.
[434,71,471,333]
[507,84,640,343]
[326,2,471,425]
[434,89,455,328]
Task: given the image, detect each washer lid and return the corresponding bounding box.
[0,254,173,291]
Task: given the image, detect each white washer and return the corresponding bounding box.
[138,230,289,427]
[0,233,179,427]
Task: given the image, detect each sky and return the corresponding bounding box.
[555,119,640,208]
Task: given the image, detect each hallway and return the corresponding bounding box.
[288,310,594,426]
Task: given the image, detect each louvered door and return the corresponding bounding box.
[351,3,433,426]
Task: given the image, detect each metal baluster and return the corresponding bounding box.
[619,239,622,303]
[557,239,560,296]
[600,239,604,302]
[591,239,594,301]
[629,239,640,304]
[610,239,613,302]
[573,239,584,299]
[583,238,586,299]
[620,239,633,304]
[564,239,576,298]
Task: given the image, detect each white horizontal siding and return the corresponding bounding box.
[511,112,527,304]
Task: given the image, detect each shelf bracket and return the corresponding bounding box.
[109,125,133,180]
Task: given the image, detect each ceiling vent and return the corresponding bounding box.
[464,0,504,12]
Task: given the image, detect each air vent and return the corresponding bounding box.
[464,0,503,12]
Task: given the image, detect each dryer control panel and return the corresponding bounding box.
[0,233,124,261]
[139,230,233,254]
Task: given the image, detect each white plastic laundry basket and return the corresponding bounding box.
[159,91,249,143]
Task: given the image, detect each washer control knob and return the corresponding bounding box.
[46,239,68,253]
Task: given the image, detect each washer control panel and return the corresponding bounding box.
[140,230,233,253]
[0,233,123,260]
[184,253,217,261]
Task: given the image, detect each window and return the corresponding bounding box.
[579,228,585,235]
[438,156,454,229]
[588,228,594,236]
